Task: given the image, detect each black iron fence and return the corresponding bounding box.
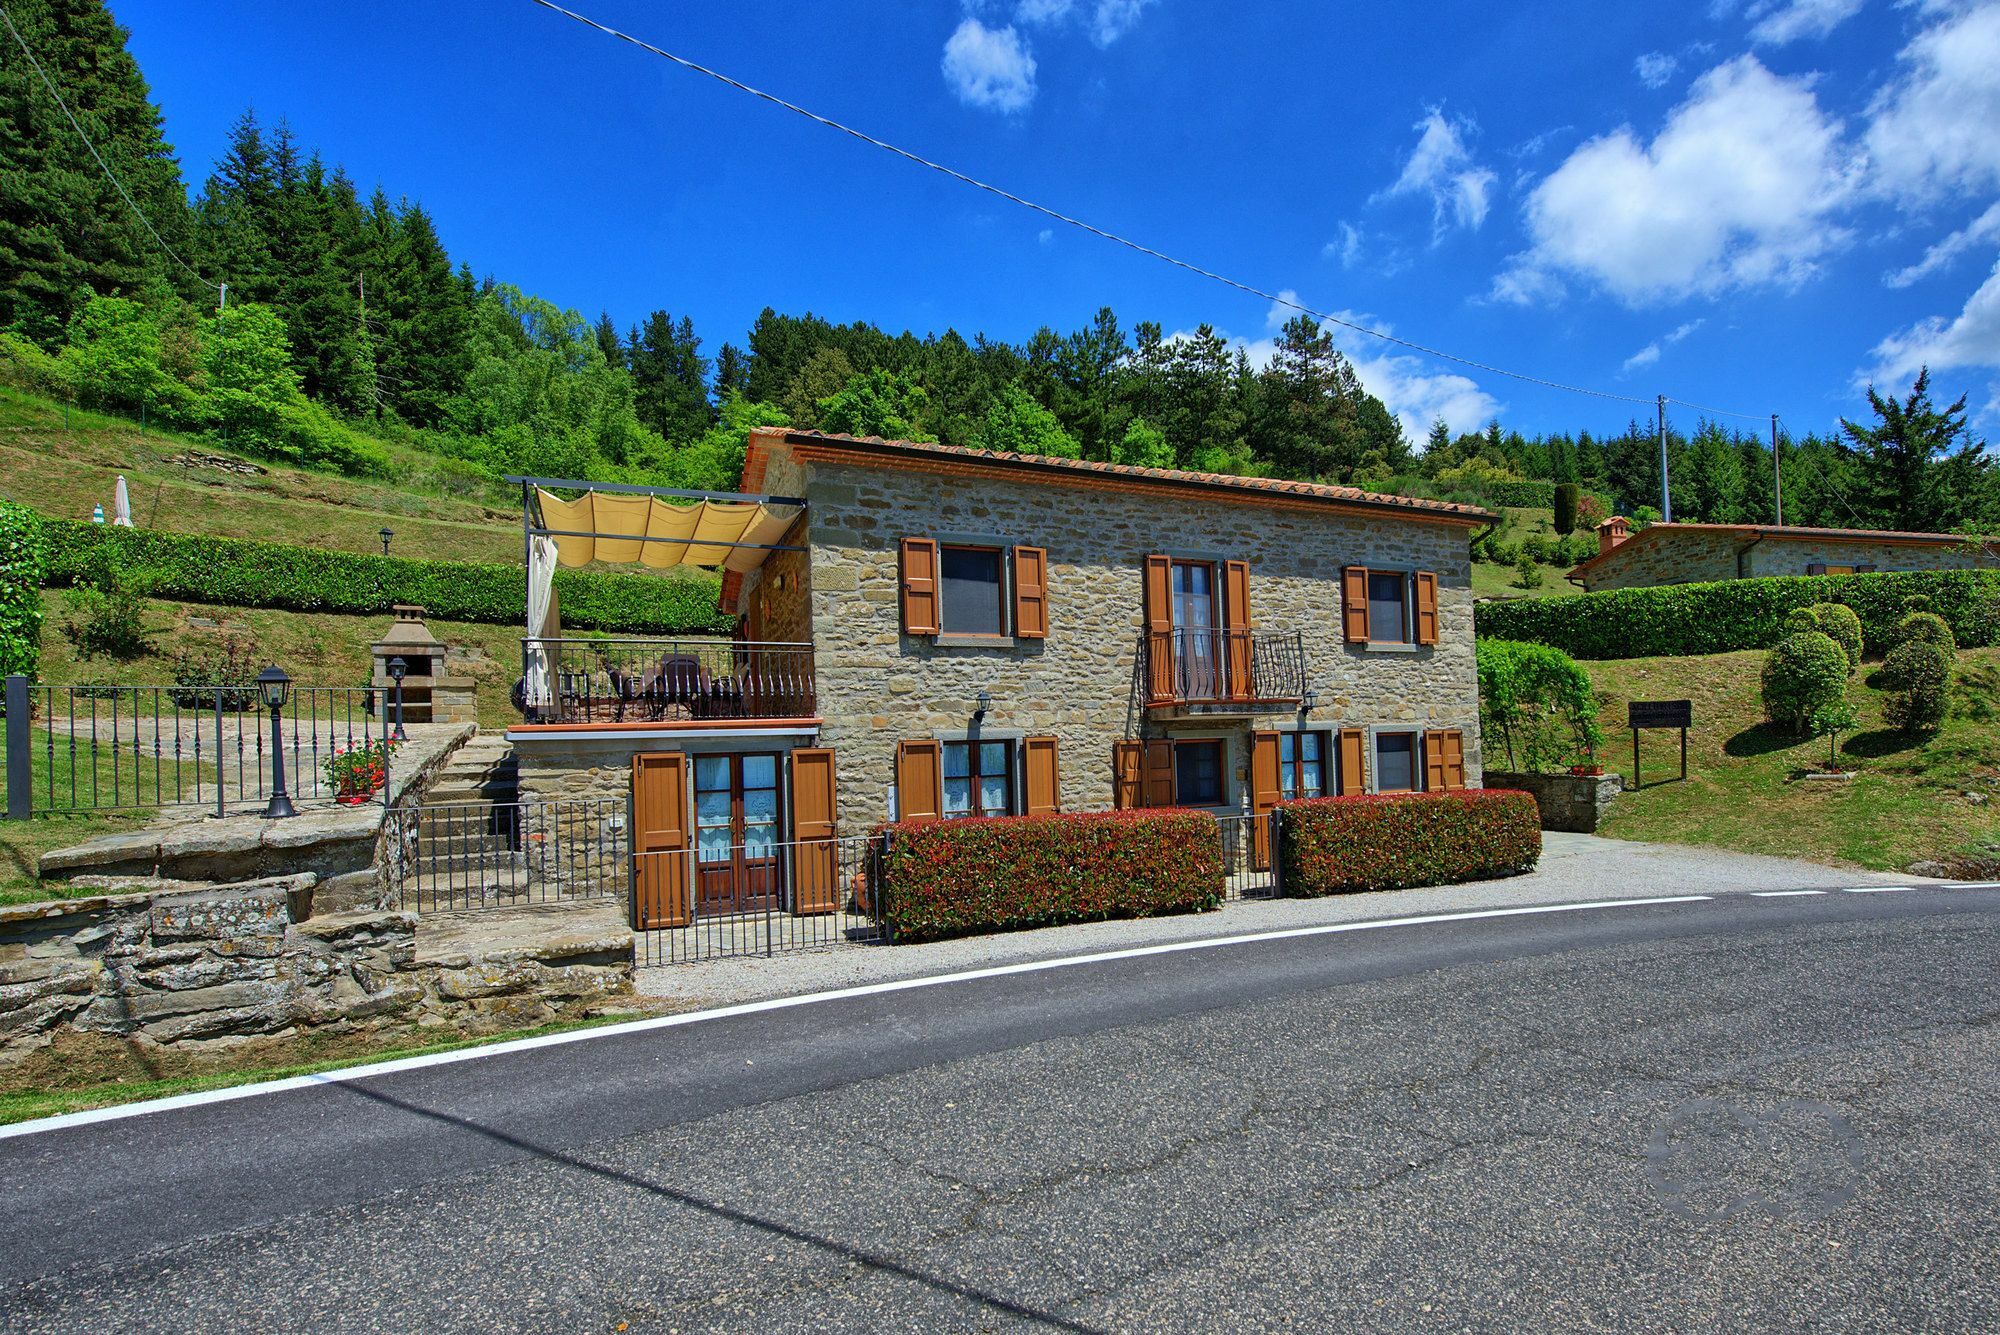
[632,832,885,966]
[1142,629,1306,706]
[520,637,814,725]
[4,676,392,818]
[1216,811,1283,901]
[383,796,628,915]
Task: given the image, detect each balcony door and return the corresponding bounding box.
[692,752,785,917]
[1171,560,1221,701]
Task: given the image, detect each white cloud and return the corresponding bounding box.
[1622,344,1663,373]
[1743,0,1866,45]
[1320,309,1502,440]
[1015,0,1073,23]
[1087,0,1155,45]
[1868,257,2000,390]
[1497,56,1854,306]
[941,19,1037,113]
[1621,319,1705,374]
[1862,0,2000,202]
[1374,110,1497,241]
[1635,52,1679,89]
[1886,202,2000,287]
[1325,222,1364,269]
[1036,227,1054,246]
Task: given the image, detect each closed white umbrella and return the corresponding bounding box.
[113,475,132,527]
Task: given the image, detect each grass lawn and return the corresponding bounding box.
[0,718,164,905]
[1581,646,2000,873]
[1472,560,1577,601]
[0,1009,660,1126]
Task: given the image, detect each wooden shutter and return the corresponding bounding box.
[791,748,839,914]
[631,752,691,929]
[1249,731,1281,871]
[1112,740,1143,810]
[1422,730,1450,793]
[1143,554,1175,704]
[1224,559,1253,700]
[1342,566,1371,644]
[900,537,941,635]
[1024,735,1060,816]
[1413,571,1439,646]
[1012,546,1049,639]
[895,739,943,824]
[1437,730,1466,790]
[1143,739,1177,808]
[1337,728,1367,796]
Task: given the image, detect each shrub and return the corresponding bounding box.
[1277,791,1541,896]
[1553,482,1580,535]
[0,501,47,684]
[1512,552,1544,589]
[1474,570,2000,660]
[57,562,154,661]
[166,630,262,710]
[1893,610,1955,655]
[879,809,1224,944]
[1477,639,1604,773]
[41,520,734,636]
[1761,630,1849,734]
[1810,603,1865,670]
[1881,639,1953,733]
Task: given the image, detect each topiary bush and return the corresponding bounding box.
[1276,791,1542,896]
[1761,630,1850,734]
[879,809,1224,943]
[0,501,47,686]
[1475,569,2000,660]
[1881,639,1953,733]
[1476,639,1604,772]
[1810,602,1865,670]
[1893,610,1955,655]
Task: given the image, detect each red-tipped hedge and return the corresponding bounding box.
[880,809,1224,944]
[1277,790,1541,896]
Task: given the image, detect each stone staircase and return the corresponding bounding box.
[412,735,527,902]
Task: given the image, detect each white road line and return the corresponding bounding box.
[0,892,1717,1142]
[1751,890,1827,897]
[1842,886,1912,894]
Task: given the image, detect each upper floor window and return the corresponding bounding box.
[940,545,1006,636]
[1343,566,1439,647]
[1368,572,1411,644]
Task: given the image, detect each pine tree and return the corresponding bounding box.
[713,342,749,399]
[593,312,621,369]
[1841,368,1986,531]
[626,311,712,443]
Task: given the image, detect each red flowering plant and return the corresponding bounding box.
[1276,790,1541,897]
[324,739,397,802]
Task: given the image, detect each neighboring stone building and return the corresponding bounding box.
[506,429,1494,930]
[1569,517,1999,593]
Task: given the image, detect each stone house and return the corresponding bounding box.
[505,429,1494,929]
[1569,516,1998,593]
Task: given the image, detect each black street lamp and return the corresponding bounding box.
[379,527,394,558]
[387,655,408,742]
[256,665,296,819]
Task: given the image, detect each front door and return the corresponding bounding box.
[1171,560,1219,700]
[692,752,785,917]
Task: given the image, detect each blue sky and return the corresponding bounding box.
[114,0,2000,442]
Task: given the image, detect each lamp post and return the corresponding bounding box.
[387,655,408,742]
[379,527,394,558]
[256,665,296,819]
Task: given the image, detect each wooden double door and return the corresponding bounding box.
[691,752,784,917]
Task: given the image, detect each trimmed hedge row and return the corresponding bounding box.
[880,809,1224,944]
[0,502,46,682]
[41,518,734,636]
[1277,790,1542,895]
[1474,569,2000,660]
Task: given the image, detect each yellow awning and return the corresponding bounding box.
[536,489,801,573]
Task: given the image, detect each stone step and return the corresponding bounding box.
[424,784,520,807]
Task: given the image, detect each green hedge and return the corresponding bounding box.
[880,809,1224,944]
[1474,569,2000,660]
[0,502,47,683]
[41,519,734,636]
[1277,791,1542,895]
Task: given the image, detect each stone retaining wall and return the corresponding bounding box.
[1484,770,1622,834]
[0,874,632,1061]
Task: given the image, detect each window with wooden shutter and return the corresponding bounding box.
[791,748,839,914]
[1012,545,1049,639]
[1422,730,1451,792]
[1224,559,1253,700]
[1143,739,1177,808]
[631,752,691,928]
[900,538,941,636]
[1413,571,1439,646]
[1341,566,1371,644]
[895,739,943,824]
[1024,735,1060,815]
[1112,740,1144,809]
[1143,554,1174,704]
[1337,728,1367,796]
[1433,729,1466,790]
[1805,562,1828,576]
[1249,731,1280,871]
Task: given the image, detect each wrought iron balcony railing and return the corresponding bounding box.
[520,638,815,725]
[1140,628,1306,708]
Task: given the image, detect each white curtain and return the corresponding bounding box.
[523,536,561,712]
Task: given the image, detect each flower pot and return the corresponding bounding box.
[335,790,378,806]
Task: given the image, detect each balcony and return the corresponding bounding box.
[1141,628,1306,713]
[520,638,816,726]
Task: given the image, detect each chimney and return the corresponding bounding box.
[1598,516,1632,556]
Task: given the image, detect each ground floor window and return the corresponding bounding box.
[1172,738,1226,806]
[943,739,1015,818]
[1373,730,1421,793]
[1279,732,1327,800]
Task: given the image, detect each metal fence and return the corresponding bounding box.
[1216,811,1283,901]
[4,677,392,818]
[1141,629,1306,706]
[384,795,628,915]
[633,832,885,966]
[521,637,815,725]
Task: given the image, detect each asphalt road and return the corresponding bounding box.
[3,886,1996,1333]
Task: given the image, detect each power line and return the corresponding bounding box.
[1666,395,1767,423]
[0,4,220,298]
[527,0,1752,414]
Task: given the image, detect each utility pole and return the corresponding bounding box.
[1656,394,1672,524]
[1771,412,1784,528]
[217,282,229,447]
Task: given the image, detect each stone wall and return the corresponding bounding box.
[0,875,631,1061]
[1484,770,1622,834]
[1743,537,1997,579]
[1581,529,1996,592]
[797,453,1485,831]
[508,739,633,903]
[744,512,813,645]
[1579,529,1744,592]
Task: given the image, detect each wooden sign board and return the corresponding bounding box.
[1627,699,1692,785]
